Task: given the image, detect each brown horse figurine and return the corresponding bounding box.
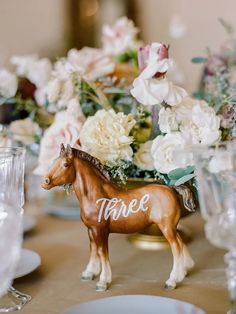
[42,144,195,291]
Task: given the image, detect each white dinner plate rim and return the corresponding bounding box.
[63,294,205,314]
[14,248,41,279]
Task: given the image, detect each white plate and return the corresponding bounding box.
[63,295,205,314]
[14,249,41,279]
[23,214,36,233]
[43,206,80,220]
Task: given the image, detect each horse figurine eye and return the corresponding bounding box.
[63,162,69,168]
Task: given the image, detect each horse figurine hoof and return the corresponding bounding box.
[81,273,96,281]
[42,144,196,292]
[96,283,109,292]
[164,283,176,290]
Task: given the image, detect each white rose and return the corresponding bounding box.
[159,107,178,133]
[178,99,221,145]
[9,118,41,145]
[46,77,75,110]
[53,59,72,81]
[47,78,62,103]
[80,109,136,163]
[27,58,52,88]
[10,54,38,76]
[34,86,47,105]
[131,76,187,106]
[67,47,115,81]
[151,132,191,174]
[11,55,52,88]
[0,69,17,98]
[191,102,220,145]
[102,16,139,56]
[134,141,155,171]
[169,15,187,39]
[34,105,85,176]
[67,97,84,118]
[58,79,75,108]
[172,96,195,123]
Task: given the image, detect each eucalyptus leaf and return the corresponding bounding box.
[174,173,196,186]
[168,166,195,180]
[191,57,208,64]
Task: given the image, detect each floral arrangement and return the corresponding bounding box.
[193,18,236,140]
[0,17,224,189]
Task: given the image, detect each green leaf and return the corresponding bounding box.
[167,166,195,180]
[174,173,196,186]
[191,57,208,64]
[218,17,234,35]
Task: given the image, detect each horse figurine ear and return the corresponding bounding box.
[60,143,66,156]
[66,144,73,159]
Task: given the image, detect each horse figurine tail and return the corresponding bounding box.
[173,185,196,212]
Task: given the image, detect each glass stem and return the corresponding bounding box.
[225,251,236,314]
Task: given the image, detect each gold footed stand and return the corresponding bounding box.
[128,224,192,250]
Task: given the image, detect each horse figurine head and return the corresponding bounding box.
[42,144,76,190]
[42,143,195,292]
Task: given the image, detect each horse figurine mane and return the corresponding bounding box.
[42,143,195,292]
[61,145,111,182]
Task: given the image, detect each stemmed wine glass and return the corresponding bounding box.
[0,147,31,312]
[192,142,236,314]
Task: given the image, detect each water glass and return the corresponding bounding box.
[192,142,236,314]
[0,147,31,312]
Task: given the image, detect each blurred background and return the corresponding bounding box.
[0,0,236,92]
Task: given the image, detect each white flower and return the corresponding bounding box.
[178,99,221,145]
[134,141,155,171]
[0,69,17,98]
[27,58,52,88]
[66,47,115,81]
[46,77,75,111]
[34,86,47,105]
[47,78,61,103]
[159,107,178,133]
[11,55,52,88]
[131,76,187,106]
[58,79,75,108]
[102,16,139,56]
[9,118,41,145]
[158,97,221,146]
[151,132,191,174]
[169,15,187,39]
[52,59,71,81]
[172,96,195,123]
[11,54,38,76]
[139,43,171,80]
[131,42,187,106]
[80,109,136,163]
[34,103,85,176]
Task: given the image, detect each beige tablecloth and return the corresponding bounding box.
[15,207,228,314]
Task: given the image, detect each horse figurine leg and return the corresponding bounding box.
[91,228,112,292]
[81,229,101,281]
[157,220,194,289]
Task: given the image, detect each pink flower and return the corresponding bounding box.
[34,99,85,175]
[137,45,150,72]
[138,43,169,78]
